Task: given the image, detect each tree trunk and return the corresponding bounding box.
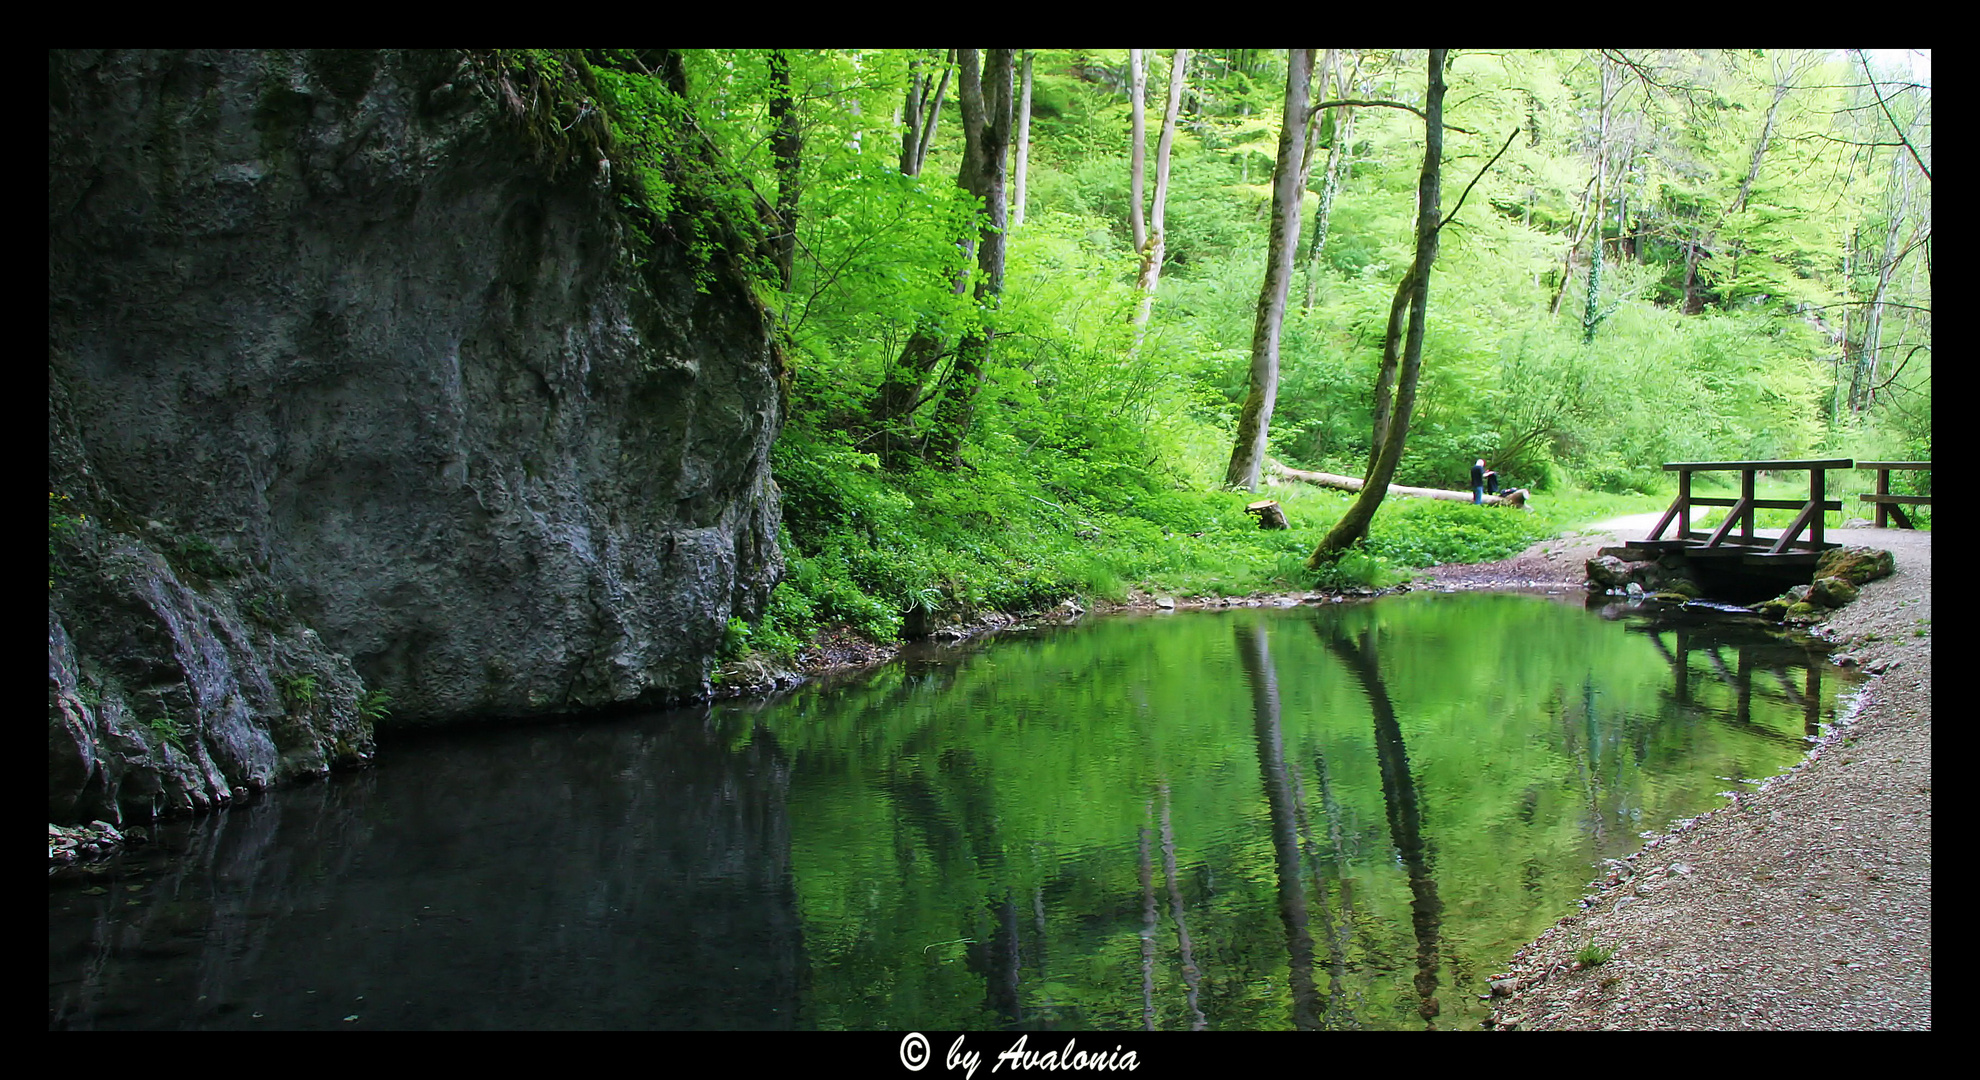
[1312,49,1446,563]
[1012,51,1033,227]
[1129,49,1148,256]
[1581,56,1614,343]
[1224,48,1315,492]
[767,50,801,294]
[924,48,1016,467]
[1854,153,1912,413]
[1132,49,1188,346]
[1302,50,1359,312]
[901,50,953,177]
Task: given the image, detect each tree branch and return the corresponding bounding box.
[1438,127,1519,232]
[1854,49,1931,183]
[1307,98,1478,135]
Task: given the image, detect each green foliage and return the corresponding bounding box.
[357,689,392,721]
[1576,941,1617,967]
[49,491,85,584]
[167,534,235,581]
[278,673,318,709]
[648,48,1922,657]
[146,716,188,751]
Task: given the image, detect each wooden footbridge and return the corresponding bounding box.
[1612,458,1931,599]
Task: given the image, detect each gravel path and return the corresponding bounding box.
[1458,523,1933,1031]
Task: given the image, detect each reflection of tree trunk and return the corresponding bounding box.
[1287,755,1352,1028]
[1158,783,1209,1031]
[969,892,1024,1023]
[1139,805,1158,1030]
[1321,625,1444,1028]
[1234,619,1322,1030]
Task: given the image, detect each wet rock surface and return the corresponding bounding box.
[49,50,783,824]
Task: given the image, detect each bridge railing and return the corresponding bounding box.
[1856,461,1931,529]
[1645,459,1851,555]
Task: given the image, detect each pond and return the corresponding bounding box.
[49,592,1859,1030]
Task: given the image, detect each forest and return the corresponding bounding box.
[543,48,1931,658]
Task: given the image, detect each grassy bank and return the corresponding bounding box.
[731,425,1669,667]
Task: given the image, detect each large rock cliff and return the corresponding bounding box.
[48,50,785,823]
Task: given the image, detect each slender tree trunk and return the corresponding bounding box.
[925,48,1016,467]
[1302,51,1359,312]
[1129,49,1148,256]
[901,56,926,175]
[1854,154,1912,413]
[767,50,802,295]
[1012,51,1033,227]
[1132,49,1188,346]
[1548,176,1599,318]
[901,50,953,176]
[1581,56,1615,343]
[1224,48,1315,491]
[1312,49,1446,562]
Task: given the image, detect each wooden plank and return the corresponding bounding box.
[1767,499,1822,555]
[1858,494,1932,505]
[1647,495,1683,541]
[1855,461,1931,470]
[1703,497,1751,548]
[1663,458,1853,471]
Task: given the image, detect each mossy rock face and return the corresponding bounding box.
[1807,576,1861,608]
[1815,546,1896,586]
[1785,602,1823,624]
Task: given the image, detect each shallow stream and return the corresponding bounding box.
[49,593,1858,1030]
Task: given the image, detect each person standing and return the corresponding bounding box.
[1472,459,1486,504]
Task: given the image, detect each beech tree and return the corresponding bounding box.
[1011,51,1033,227]
[923,48,1016,466]
[1132,49,1189,346]
[1301,49,1363,312]
[899,50,953,177]
[1224,48,1316,491]
[767,49,801,293]
[1311,49,1447,561]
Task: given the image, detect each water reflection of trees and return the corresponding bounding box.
[1315,622,1448,1030]
[1228,615,1448,1030]
[1235,620,1322,1030]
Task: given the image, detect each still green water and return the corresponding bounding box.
[48,592,1858,1031]
[747,593,1854,1031]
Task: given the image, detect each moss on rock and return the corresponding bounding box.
[1815,546,1896,586]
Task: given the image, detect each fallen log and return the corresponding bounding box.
[1266,459,1527,507]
